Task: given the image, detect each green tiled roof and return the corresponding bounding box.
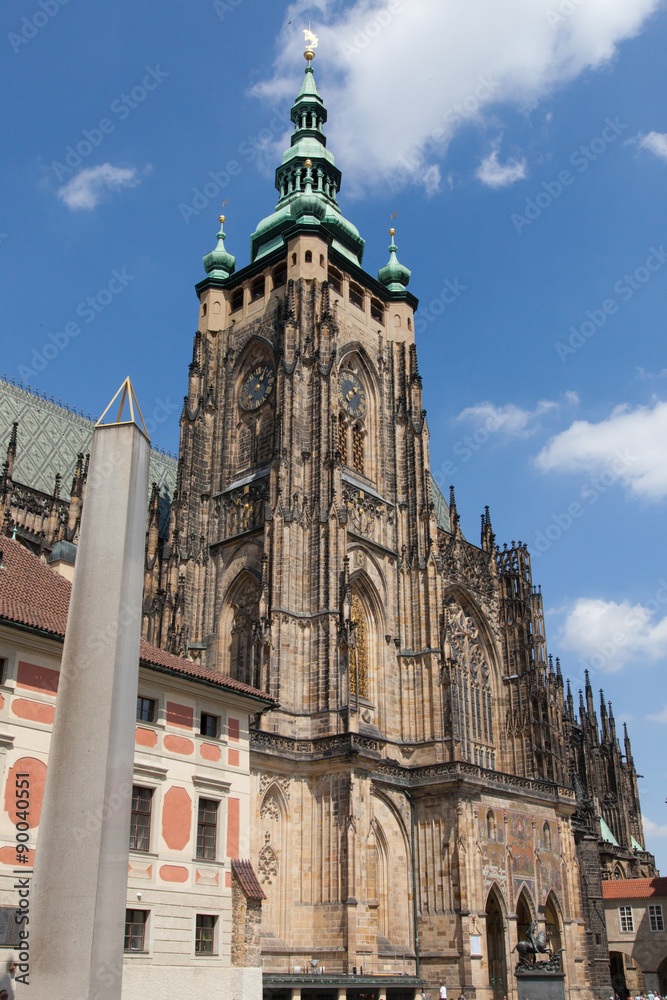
[0,377,177,533]
[600,815,619,846]
[430,473,451,533]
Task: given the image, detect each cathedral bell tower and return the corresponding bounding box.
[143,37,605,1000]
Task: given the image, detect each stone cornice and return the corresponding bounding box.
[250,730,577,804]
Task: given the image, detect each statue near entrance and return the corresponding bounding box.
[513,921,565,973]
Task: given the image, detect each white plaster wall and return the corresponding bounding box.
[122,964,262,1000]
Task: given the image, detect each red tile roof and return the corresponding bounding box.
[602,877,667,900]
[0,538,275,705]
[232,858,266,900]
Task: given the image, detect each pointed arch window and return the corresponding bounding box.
[486,889,507,999]
[446,597,496,769]
[350,591,369,698]
[228,577,259,686]
[352,425,364,475]
[544,894,562,954]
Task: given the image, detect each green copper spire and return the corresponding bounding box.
[378,228,411,292]
[250,40,365,266]
[203,213,236,280]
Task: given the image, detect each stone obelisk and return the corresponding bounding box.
[23,380,150,1000]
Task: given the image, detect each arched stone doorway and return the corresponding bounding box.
[544,893,562,954]
[516,887,534,947]
[610,952,629,998]
[486,888,507,1000]
[658,956,667,995]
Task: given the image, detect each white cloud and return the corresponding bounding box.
[476,149,527,188]
[535,400,667,501]
[456,392,577,436]
[647,704,667,723]
[637,130,667,162]
[558,594,667,672]
[57,164,140,210]
[252,0,661,193]
[643,815,667,837]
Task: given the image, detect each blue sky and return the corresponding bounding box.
[2,0,666,867]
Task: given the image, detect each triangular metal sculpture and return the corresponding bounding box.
[95,376,149,438]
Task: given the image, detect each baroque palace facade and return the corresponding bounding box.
[0,46,657,1000]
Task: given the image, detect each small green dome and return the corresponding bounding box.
[378,230,411,292]
[203,216,236,280]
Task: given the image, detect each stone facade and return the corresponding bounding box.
[136,56,654,1000]
[0,50,656,1000]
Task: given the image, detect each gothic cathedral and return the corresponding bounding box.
[142,46,654,1000]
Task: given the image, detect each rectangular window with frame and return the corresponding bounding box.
[196,799,218,860]
[348,284,364,310]
[649,904,664,932]
[619,906,634,933]
[200,712,219,738]
[124,909,148,952]
[136,696,156,723]
[195,913,217,955]
[129,786,152,852]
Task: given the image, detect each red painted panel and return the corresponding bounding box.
[200,742,221,762]
[16,661,59,694]
[166,701,193,730]
[159,864,189,883]
[5,757,47,828]
[225,871,232,888]
[228,717,240,742]
[163,734,194,755]
[11,699,55,725]
[226,797,240,858]
[228,749,240,767]
[135,727,158,747]
[162,787,192,851]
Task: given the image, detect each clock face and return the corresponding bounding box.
[338,372,367,418]
[240,365,275,410]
